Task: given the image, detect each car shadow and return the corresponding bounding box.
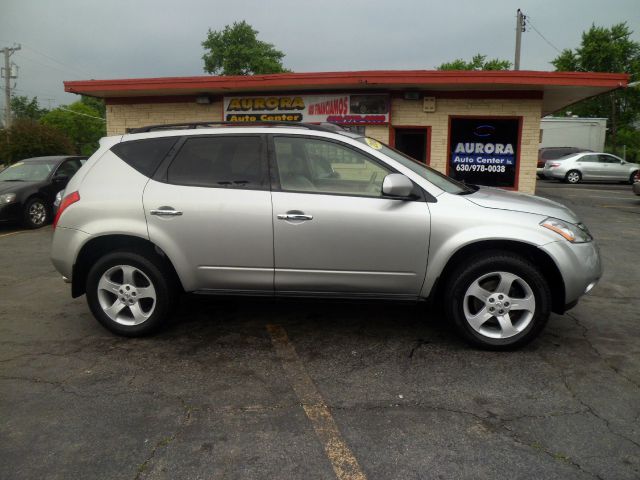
[158,294,480,352]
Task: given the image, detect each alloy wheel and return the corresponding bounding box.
[463,271,536,339]
[97,265,157,325]
[29,201,47,226]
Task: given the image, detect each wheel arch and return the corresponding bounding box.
[431,239,566,314]
[71,234,184,298]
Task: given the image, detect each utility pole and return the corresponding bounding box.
[1,44,21,129]
[514,9,526,70]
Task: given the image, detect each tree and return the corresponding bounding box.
[552,22,640,155]
[202,21,290,75]
[0,119,74,165]
[438,54,511,71]
[80,95,106,118]
[41,101,106,155]
[10,96,48,121]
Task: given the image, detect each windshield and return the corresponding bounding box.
[356,137,473,194]
[0,161,56,182]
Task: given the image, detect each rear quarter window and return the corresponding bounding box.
[111,137,179,177]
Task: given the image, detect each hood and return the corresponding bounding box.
[0,180,39,195]
[465,186,580,223]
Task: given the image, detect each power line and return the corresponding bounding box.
[21,44,94,77]
[16,50,88,79]
[54,106,105,121]
[525,16,563,54]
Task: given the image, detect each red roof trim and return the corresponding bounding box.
[65,70,629,96]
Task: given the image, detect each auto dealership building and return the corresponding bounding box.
[64,70,628,193]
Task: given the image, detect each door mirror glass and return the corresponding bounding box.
[382,174,413,198]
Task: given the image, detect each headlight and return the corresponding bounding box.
[540,217,592,243]
[0,193,16,204]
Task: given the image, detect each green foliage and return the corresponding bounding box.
[438,54,511,71]
[0,119,74,165]
[202,21,290,75]
[10,96,49,121]
[80,95,106,118]
[41,101,106,156]
[552,22,640,153]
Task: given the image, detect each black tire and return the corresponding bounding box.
[22,197,49,229]
[86,250,178,337]
[564,170,581,184]
[444,251,552,350]
[630,171,638,185]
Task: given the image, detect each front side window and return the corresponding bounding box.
[274,136,390,197]
[600,154,621,164]
[356,137,472,195]
[168,136,265,189]
[56,159,82,177]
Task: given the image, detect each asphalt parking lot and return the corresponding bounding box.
[1,180,639,480]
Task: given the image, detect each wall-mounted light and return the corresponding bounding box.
[196,95,211,104]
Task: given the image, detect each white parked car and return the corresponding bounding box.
[543,152,639,184]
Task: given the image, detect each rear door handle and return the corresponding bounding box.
[277,213,313,221]
[150,208,183,217]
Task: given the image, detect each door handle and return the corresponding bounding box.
[277,213,313,221]
[150,208,183,217]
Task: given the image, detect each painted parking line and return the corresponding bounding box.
[566,194,637,200]
[266,324,367,480]
[596,205,640,209]
[0,230,25,238]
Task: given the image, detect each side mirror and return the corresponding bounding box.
[382,173,413,198]
[53,174,69,184]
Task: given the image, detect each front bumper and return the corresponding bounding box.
[0,202,22,223]
[540,239,602,308]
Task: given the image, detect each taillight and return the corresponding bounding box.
[549,162,561,168]
[53,191,80,229]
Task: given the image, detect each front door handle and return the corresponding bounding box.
[150,208,183,217]
[277,213,313,221]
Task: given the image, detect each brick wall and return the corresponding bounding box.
[106,96,541,193]
[388,97,542,194]
[106,101,224,136]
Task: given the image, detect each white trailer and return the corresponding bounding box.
[540,117,607,152]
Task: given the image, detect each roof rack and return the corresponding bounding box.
[126,121,347,134]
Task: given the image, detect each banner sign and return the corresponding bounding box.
[223,94,389,125]
[449,118,520,188]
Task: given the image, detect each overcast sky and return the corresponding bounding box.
[1,0,639,109]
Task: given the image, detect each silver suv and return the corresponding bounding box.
[51,122,602,349]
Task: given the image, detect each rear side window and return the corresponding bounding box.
[111,137,178,177]
[167,136,265,189]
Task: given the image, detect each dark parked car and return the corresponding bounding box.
[632,170,640,196]
[537,147,591,178]
[0,156,86,228]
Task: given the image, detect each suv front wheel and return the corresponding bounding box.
[86,250,177,336]
[444,252,551,349]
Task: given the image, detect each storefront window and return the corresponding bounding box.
[449,117,520,188]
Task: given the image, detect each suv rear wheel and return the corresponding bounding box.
[86,250,177,336]
[444,251,551,349]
